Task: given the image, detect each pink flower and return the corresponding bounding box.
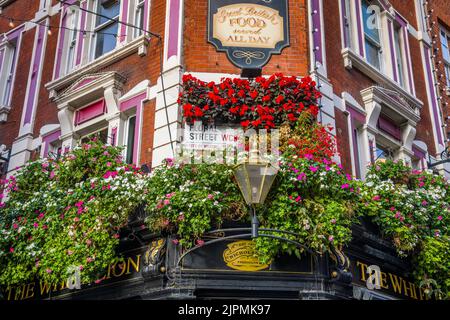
[178,214,185,221]
[74,217,80,222]
[305,154,314,160]
[38,213,45,220]
[389,207,395,211]
[325,165,331,171]
[9,247,14,253]
[86,239,92,246]
[75,201,84,207]
[341,184,349,189]
[207,194,214,200]
[331,219,336,224]
[113,234,120,239]
[196,239,205,246]
[419,182,425,187]
[437,216,443,221]
[0,203,5,209]
[35,261,40,267]
[42,225,48,230]
[94,279,102,284]
[172,239,179,245]
[91,183,96,189]
[49,171,55,179]
[395,212,402,219]
[163,199,170,205]
[106,162,112,167]
[13,223,18,229]
[372,195,381,201]
[87,257,94,263]
[68,250,73,255]
[297,173,306,181]
[46,269,52,274]
[42,162,49,169]
[103,151,110,156]
[328,236,334,242]
[162,219,170,226]
[295,196,302,202]
[33,222,39,228]
[421,200,428,206]
[309,166,318,173]
[79,265,84,271]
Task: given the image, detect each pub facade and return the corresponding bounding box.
[0,0,448,300]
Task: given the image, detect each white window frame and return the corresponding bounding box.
[133,0,146,39]
[123,113,137,164]
[361,0,383,71]
[88,0,121,62]
[393,22,407,89]
[342,0,353,49]
[61,7,81,76]
[0,41,18,108]
[440,27,450,88]
[79,126,109,144]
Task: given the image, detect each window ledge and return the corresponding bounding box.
[342,48,423,109]
[0,0,15,9]
[46,36,150,95]
[0,104,11,123]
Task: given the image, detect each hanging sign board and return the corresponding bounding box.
[208,0,290,69]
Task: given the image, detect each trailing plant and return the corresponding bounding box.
[144,159,246,247]
[0,139,147,287]
[179,73,321,129]
[359,160,450,298]
[254,152,360,263]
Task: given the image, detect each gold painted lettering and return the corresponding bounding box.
[379,272,389,289]
[356,261,369,282]
[24,283,35,300]
[389,274,403,294]
[126,255,141,275]
[39,281,52,296]
[5,287,13,301]
[112,261,127,278]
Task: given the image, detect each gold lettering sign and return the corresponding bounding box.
[213,4,284,49]
[223,240,270,271]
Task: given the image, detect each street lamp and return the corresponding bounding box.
[233,147,278,238]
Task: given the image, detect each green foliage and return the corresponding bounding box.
[359,160,450,298]
[144,159,247,246]
[255,156,360,263]
[0,139,146,287]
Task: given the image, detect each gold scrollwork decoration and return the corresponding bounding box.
[232,50,266,65]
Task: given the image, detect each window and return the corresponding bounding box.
[362,0,382,70]
[133,0,146,38]
[440,28,450,88]
[80,127,109,144]
[393,25,406,88]
[0,41,18,108]
[342,0,353,49]
[91,0,120,60]
[375,144,393,161]
[125,115,136,164]
[64,8,80,76]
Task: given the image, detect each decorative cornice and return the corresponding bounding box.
[361,86,421,126]
[342,48,423,110]
[53,71,126,106]
[0,104,11,123]
[45,35,149,94]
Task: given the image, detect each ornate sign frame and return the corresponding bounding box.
[208,0,290,69]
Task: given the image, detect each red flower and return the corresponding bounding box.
[262,95,271,102]
[275,95,284,104]
[241,120,250,128]
[194,107,204,117]
[250,91,258,100]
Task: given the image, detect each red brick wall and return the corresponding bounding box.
[429,0,450,142]
[183,0,309,76]
[322,0,440,157]
[0,0,167,169]
[0,1,40,148]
